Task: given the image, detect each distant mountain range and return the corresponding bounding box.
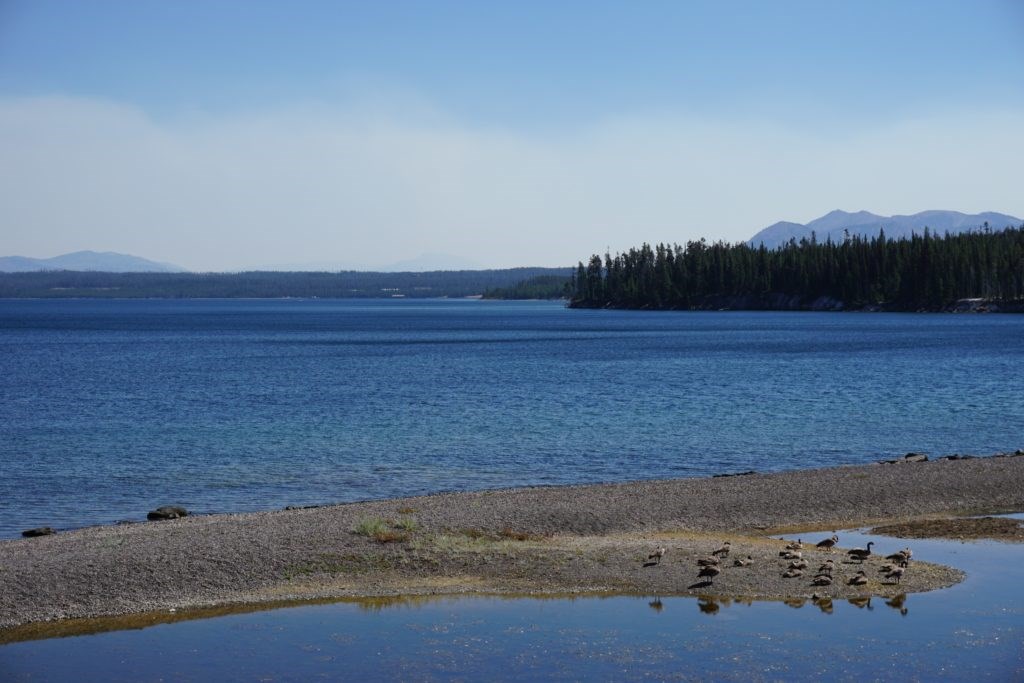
[0,251,185,273]
[749,210,1022,249]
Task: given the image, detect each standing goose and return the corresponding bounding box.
[697,565,721,584]
[886,548,913,567]
[816,535,839,552]
[648,546,667,565]
[847,541,875,563]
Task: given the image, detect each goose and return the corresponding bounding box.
[815,535,839,552]
[697,565,721,584]
[787,559,809,570]
[780,550,802,560]
[812,575,833,586]
[711,541,731,558]
[697,556,721,567]
[885,566,905,584]
[648,546,667,564]
[785,539,803,550]
[886,548,912,567]
[817,560,835,574]
[733,555,754,567]
[782,568,803,578]
[847,541,874,563]
[848,570,869,586]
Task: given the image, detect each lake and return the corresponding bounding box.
[1,299,1022,538]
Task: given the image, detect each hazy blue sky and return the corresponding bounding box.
[2,1,1023,270]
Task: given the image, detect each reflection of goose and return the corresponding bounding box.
[885,593,908,616]
[816,535,839,552]
[648,546,667,564]
[812,594,834,614]
[783,597,806,609]
[697,565,721,584]
[733,555,753,567]
[648,597,664,612]
[848,596,873,610]
[848,570,869,586]
[885,566,905,584]
[711,541,731,557]
[698,597,720,614]
[847,541,874,563]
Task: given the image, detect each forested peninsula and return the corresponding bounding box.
[569,226,1024,312]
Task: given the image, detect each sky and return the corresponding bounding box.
[1,1,1023,271]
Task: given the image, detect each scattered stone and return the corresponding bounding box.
[147,506,188,521]
[21,527,55,538]
[904,453,928,462]
[939,454,975,461]
[712,470,757,478]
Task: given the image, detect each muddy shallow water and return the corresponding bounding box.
[2,522,1022,682]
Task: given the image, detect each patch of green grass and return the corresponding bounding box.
[397,506,417,515]
[353,517,390,537]
[395,516,419,532]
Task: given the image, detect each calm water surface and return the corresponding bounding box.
[1,299,1023,537]
[2,525,1021,681]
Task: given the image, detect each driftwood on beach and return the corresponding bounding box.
[1,455,1023,634]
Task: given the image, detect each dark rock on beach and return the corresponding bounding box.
[904,453,928,462]
[20,527,55,538]
[147,506,188,521]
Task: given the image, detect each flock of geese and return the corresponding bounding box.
[649,535,914,589]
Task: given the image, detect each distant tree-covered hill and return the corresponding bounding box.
[0,268,570,299]
[570,226,1024,312]
[482,274,571,300]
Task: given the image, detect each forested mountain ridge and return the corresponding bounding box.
[0,268,571,299]
[570,226,1024,312]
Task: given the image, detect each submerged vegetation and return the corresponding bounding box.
[570,225,1024,311]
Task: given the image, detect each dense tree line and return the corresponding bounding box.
[0,268,570,299]
[570,226,1024,311]
[482,274,571,300]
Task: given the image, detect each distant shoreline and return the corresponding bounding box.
[2,454,1022,638]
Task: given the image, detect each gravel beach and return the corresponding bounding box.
[2,454,1022,638]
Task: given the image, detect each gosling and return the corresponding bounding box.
[648,546,667,564]
[815,535,839,552]
[711,541,732,558]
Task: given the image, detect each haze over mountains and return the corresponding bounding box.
[0,251,185,273]
[749,210,1022,249]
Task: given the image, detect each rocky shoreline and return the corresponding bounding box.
[2,454,1023,638]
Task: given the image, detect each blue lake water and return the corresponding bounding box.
[2,524,1022,681]
[1,299,1023,538]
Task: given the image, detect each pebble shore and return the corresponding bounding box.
[2,454,1022,635]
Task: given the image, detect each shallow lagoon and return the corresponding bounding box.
[3,525,1021,681]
